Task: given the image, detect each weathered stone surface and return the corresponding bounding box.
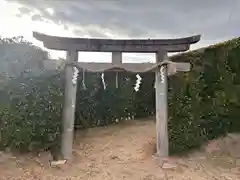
[235,158,240,166]
[161,162,178,169]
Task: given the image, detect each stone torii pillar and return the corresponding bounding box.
[33,32,201,161]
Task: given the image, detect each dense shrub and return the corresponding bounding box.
[0,36,48,80]
[0,69,149,152]
[74,72,139,128]
[168,37,240,154]
[0,36,57,152]
[0,71,64,152]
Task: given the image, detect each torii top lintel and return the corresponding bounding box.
[33,32,201,53]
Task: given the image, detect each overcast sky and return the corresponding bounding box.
[1,0,239,62]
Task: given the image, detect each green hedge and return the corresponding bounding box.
[0,72,64,152]
[169,37,240,153]
[1,37,240,154]
[0,70,154,152]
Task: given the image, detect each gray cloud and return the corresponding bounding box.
[5,0,240,50]
[31,14,44,21]
[18,6,31,14]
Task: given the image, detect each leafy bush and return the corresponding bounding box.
[0,72,64,152]
[0,36,48,80]
[168,37,240,154]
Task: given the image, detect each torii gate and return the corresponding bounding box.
[33,32,201,161]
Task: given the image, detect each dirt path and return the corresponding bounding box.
[0,119,240,180]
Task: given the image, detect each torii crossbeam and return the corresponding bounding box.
[33,32,201,162]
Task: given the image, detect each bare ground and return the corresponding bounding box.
[0,118,240,180]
